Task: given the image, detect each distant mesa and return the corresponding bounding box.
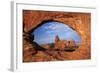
[54,35,79,51]
[41,35,80,51]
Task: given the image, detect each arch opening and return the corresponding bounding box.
[31,21,82,51]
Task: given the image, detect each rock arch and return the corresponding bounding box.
[23,10,91,47]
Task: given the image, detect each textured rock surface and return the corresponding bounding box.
[23,10,91,62]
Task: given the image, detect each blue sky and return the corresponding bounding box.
[32,21,81,45]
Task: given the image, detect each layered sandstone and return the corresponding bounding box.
[23,10,91,62]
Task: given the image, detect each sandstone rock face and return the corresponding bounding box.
[23,10,91,46]
[23,10,91,62]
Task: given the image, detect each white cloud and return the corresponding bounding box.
[46,30,54,33]
[43,22,74,34]
[45,24,69,31]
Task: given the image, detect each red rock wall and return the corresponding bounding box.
[23,10,91,46]
[23,10,91,62]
